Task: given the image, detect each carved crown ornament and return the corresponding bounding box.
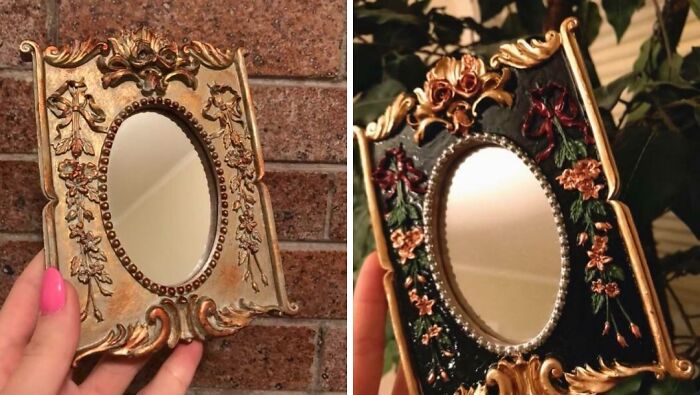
[354,17,693,395]
[20,28,296,364]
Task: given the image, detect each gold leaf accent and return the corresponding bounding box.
[408,54,513,144]
[184,41,235,69]
[44,38,109,67]
[72,296,278,366]
[564,358,664,394]
[365,92,417,141]
[490,31,562,69]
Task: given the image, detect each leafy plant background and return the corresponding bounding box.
[353,0,700,393]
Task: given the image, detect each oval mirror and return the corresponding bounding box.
[108,111,214,286]
[440,145,563,345]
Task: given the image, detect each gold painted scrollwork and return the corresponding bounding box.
[365,92,417,141]
[73,296,275,365]
[44,38,109,67]
[490,31,562,69]
[184,41,235,69]
[453,355,674,395]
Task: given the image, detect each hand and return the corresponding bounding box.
[353,252,408,395]
[0,250,203,395]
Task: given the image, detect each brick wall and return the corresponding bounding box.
[0,1,347,394]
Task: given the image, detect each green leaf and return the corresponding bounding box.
[595,72,636,111]
[479,0,513,21]
[384,52,428,90]
[648,376,696,395]
[606,374,643,395]
[571,196,584,223]
[585,269,596,282]
[430,11,463,45]
[353,78,406,126]
[609,265,626,281]
[658,53,684,84]
[516,0,545,35]
[613,120,690,225]
[353,43,384,95]
[602,0,644,42]
[680,47,700,82]
[691,0,700,19]
[590,200,607,216]
[577,1,602,46]
[592,293,605,314]
[355,5,424,27]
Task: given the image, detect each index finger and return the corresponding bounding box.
[353,252,388,395]
[0,250,45,386]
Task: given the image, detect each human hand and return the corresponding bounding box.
[353,252,408,395]
[0,250,203,395]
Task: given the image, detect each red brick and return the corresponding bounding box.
[58,0,345,78]
[266,171,331,241]
[0,160,45,232]
[282,250,346,319]
[329,172,346,240]
[320,326,346,391]
[0,240,43,305]
[0,77,37,153]
[0,0,46,66]
[193,325,317,390]
[253,85,346,163]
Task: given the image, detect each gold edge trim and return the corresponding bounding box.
[355,127,420,395]
[611,201,693,379]
[559,18,619,199]
[20,40,59,270]
[560,16,693,381]
[235,48,297,314]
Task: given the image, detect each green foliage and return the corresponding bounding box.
[601,0,645,42]
[353,0,700,389]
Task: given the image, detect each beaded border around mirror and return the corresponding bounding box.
[423,133,570,356]
[354,16,693,395]
[21,28,297,365]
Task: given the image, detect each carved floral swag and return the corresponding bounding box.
[373,145,457,386]
[203,84,268,293]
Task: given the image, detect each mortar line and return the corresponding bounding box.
[265,162,346,173]
[248,77,346,88]
[322,177,336,240]
[0,233,43,243]
[251,317,346,327]
[310,323,324,391]
[0,153,38,161]
[278,241,345,251]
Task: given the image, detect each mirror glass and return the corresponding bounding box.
[441,146,562,344]
[108,112,214,286]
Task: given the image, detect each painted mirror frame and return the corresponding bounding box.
[21,28,297,365]
[354,18,694,395]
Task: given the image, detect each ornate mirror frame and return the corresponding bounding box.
[354,18,694,394]
[21,29,296,365]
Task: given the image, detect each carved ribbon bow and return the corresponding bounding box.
[373,146,427,199]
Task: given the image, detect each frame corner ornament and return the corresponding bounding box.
[365,92,417,141]
[489,30,562,69]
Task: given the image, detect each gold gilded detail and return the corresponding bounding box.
[72,296,274,366]
[365,92,417,141]
[490,31,562,69]
[96,28,234,95]
[408,54,513,144]
[44,38,109,67]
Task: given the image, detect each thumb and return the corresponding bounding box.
[1,267,81,395]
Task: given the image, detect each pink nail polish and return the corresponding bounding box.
[40,267,65,315]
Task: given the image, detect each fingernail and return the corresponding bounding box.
[40,267,65,315]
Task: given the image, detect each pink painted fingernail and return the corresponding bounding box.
[40,267,65,315]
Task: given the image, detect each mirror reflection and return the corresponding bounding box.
[441,146,562,344]
[108,112,213,286]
